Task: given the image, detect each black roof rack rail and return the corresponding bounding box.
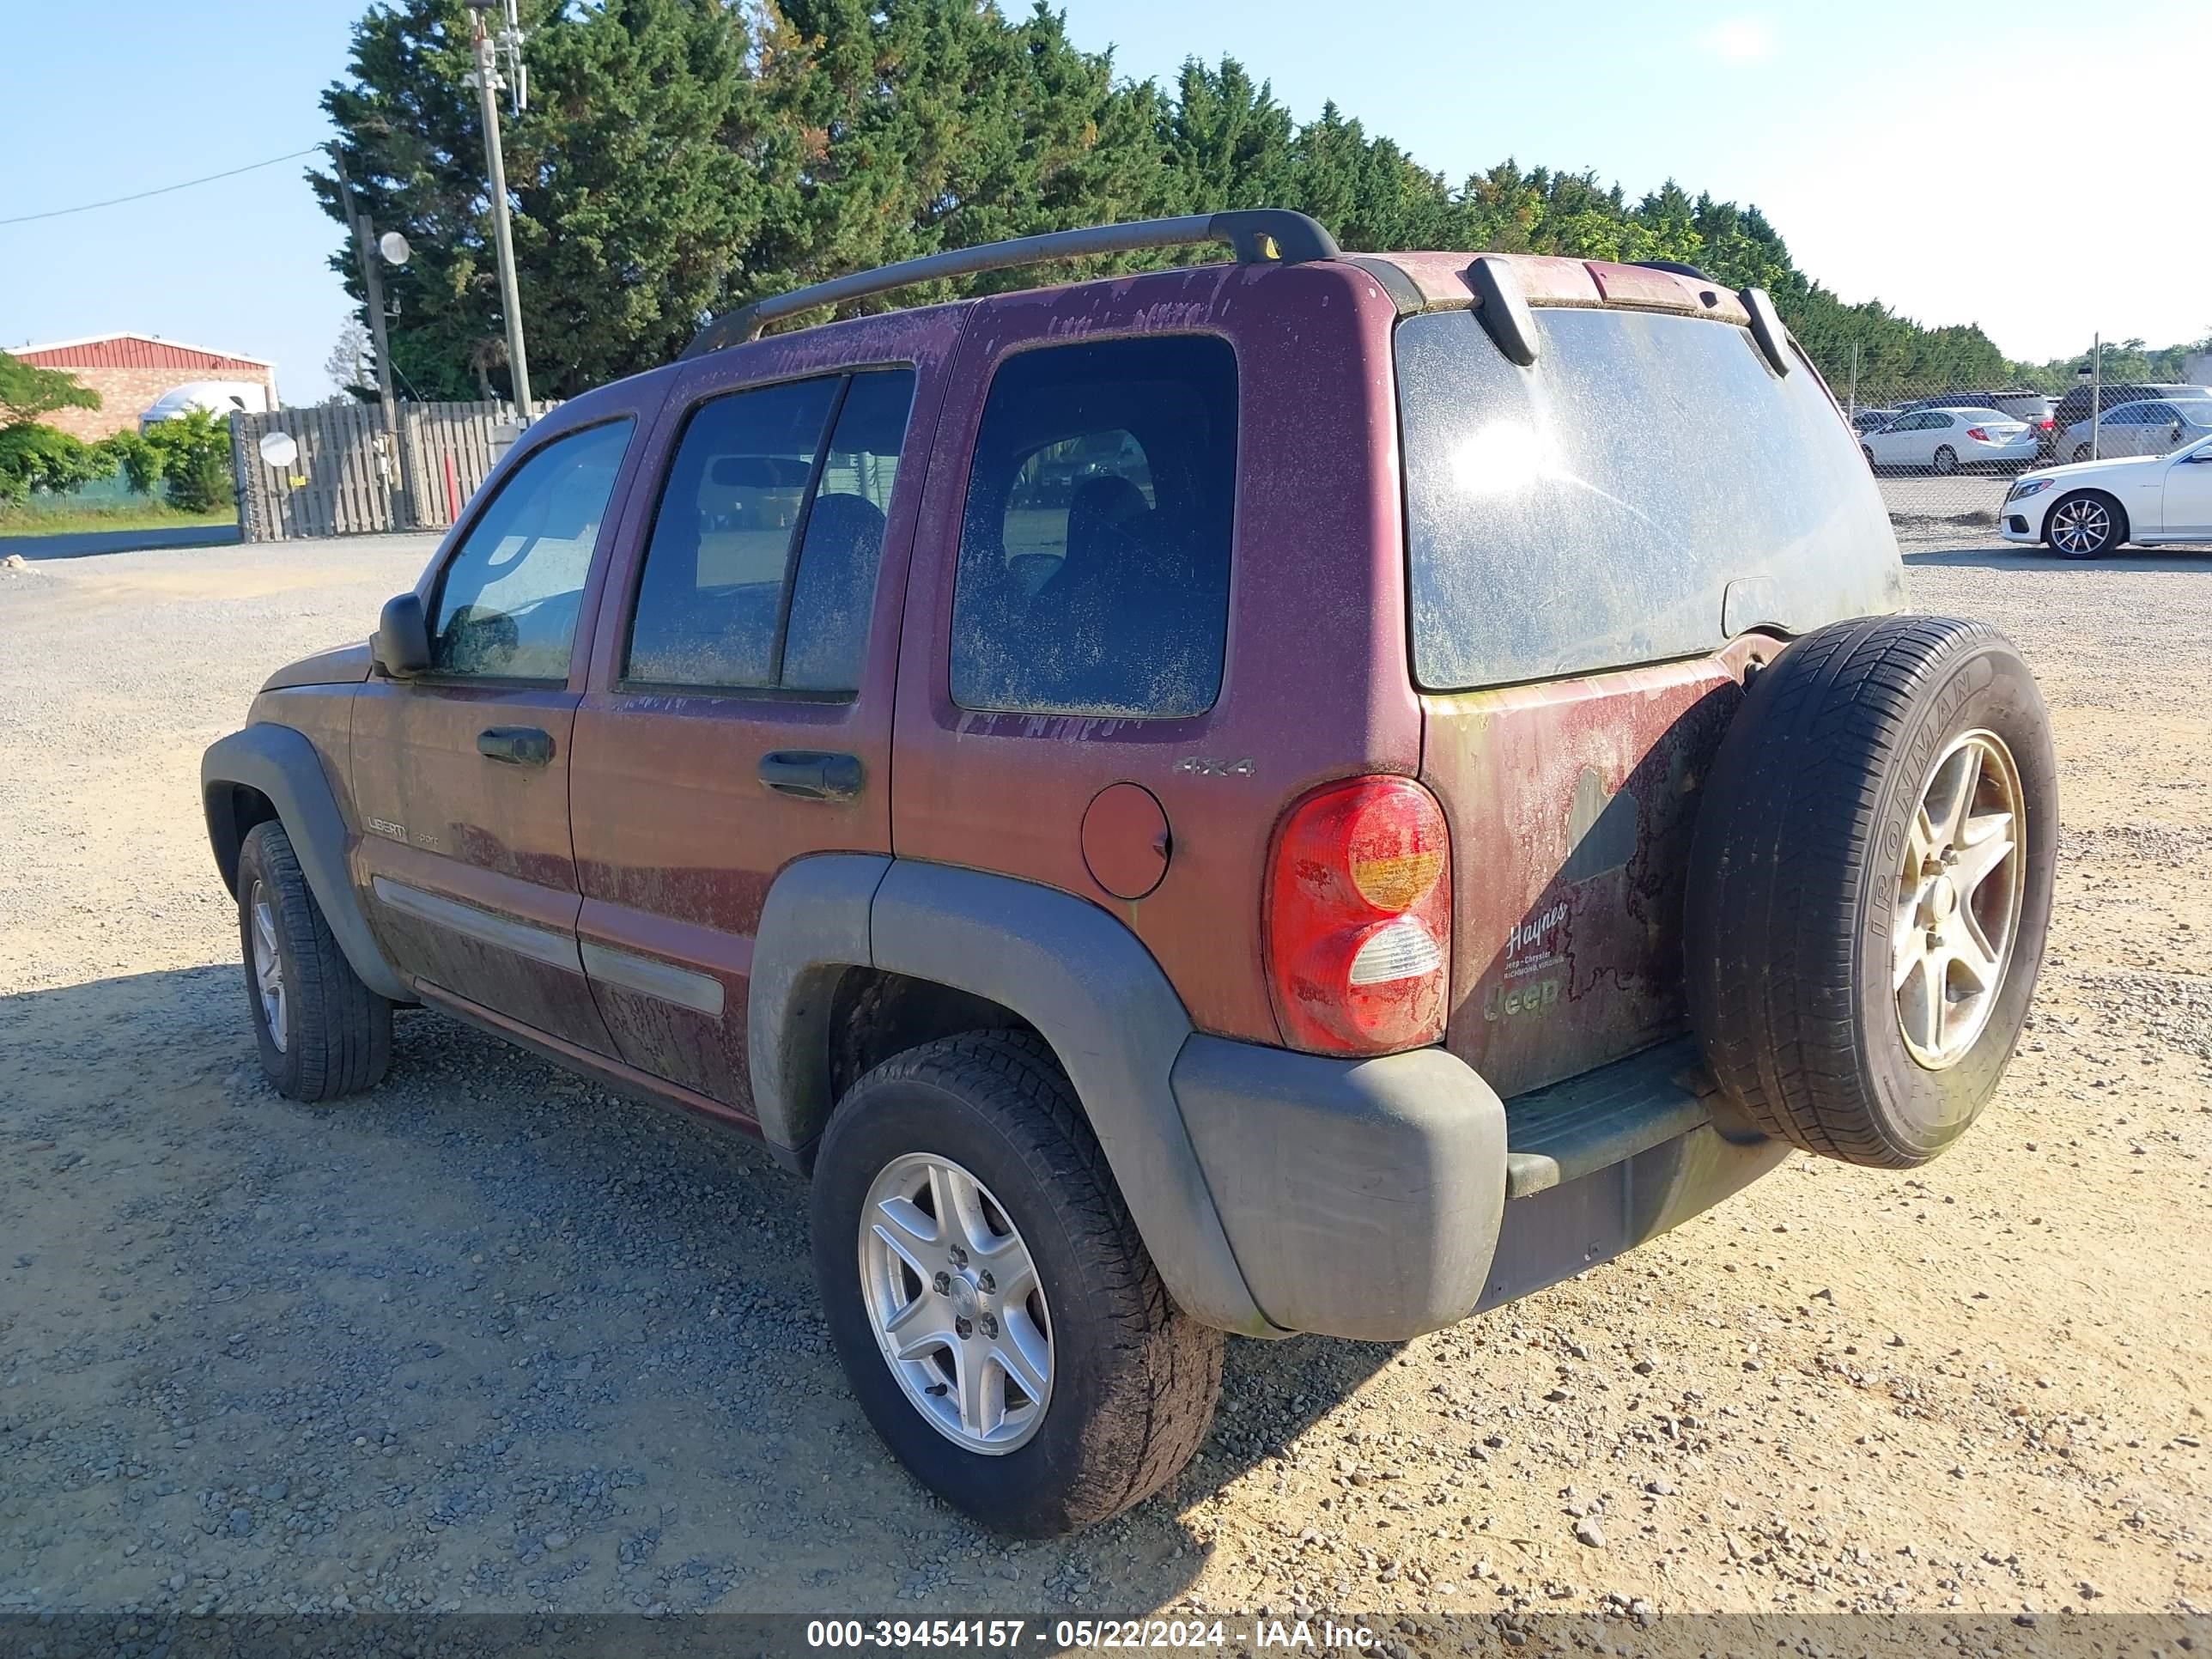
[681,210,1341,359]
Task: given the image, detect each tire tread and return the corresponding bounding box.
[240,821,392,1102]
[819,1031,1223,1533]
[1686,615,2027,1167]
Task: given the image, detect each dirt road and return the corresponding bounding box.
[2,535,2207,1625]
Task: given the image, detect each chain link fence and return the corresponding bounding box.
[1834,358,2212,547]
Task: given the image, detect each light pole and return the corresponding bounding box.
[329,143,416,526]
[465,0,532,422]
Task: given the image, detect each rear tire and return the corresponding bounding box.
[811,1031,1224,1535]
[1684,617,2057,1168]
[2045,490,2125,558]
[236,820,392,1101]
[1931,445,1958,475]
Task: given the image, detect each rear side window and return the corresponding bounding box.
[1397,307,1903,692]
[429,419,633,680]
[626,369,915,692]
[950,337,1237,719]
[783,371,914,692]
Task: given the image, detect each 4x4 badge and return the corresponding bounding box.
[1172,756,1255,777]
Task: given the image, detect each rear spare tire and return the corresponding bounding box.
[1684,616,2057,1167]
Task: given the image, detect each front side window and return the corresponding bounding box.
[625,369,915,693]
[429,419,634,679]
[950,336,1237,719]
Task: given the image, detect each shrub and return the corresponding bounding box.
[0,422,108,507]
[139,409,236,514]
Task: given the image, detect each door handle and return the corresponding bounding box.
[477,726,555,767]
[757,750,863,801]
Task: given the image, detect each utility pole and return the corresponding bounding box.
[2089,333,2103,462]
[466,0,532,422]
[329,144,416,528]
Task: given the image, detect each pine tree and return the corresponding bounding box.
[316,0,2014,397]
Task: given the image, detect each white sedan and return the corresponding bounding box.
[1861,406,2039,474]
[1999,431,2212,557]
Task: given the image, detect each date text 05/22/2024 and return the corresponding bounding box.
[806,1618,1383,1651]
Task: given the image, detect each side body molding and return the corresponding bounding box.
[866,862,1275,1337]
[200,724,414,1004]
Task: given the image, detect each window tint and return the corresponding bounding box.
[782,371,915,692]
[626,378,836,688]
[429,419,633,679]
[951,337,1237,719]
[625,370,915,692]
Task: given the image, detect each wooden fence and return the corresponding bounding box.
[229,400,540,541]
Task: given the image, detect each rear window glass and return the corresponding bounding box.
[1397,307,1902,692]
[950,336,1237,719]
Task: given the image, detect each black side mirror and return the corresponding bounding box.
[374,592,433,678]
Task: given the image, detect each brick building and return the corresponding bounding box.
[9,333,278,441]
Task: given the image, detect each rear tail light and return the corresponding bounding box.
[1966,426,1990,442]
[1265,775,1451,1055]
[2038,418,2055,431]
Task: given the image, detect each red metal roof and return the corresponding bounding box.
[12,332,272,373]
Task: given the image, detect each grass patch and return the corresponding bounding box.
[0,500,238,540]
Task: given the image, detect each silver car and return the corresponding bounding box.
[2061,398,2212,463]
[1861,406,2040,475]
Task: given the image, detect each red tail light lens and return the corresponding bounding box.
[1265,776,1452,1055]
[1966,426,1990,442]
[2038,418,2056,431]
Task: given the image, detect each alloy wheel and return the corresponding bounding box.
[1892,731,2025,1070]
[2050,496,2112,556]
[858,1152,1054,1454]
[249,881,288,1054]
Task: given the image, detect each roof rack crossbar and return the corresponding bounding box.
[681,210,1340,359]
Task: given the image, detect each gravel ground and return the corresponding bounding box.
[2,532,2209,1627]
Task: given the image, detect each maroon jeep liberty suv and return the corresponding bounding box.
[204,210,2056,1534]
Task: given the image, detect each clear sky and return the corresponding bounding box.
[3,0,2203,404]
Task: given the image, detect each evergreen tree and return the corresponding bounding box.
[319,0,770,399]
[317,1,2021,397]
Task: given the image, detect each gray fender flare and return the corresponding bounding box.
[871,861,1273,1337]
[201,724,413,1004]
[747,853,893,1169]
[747,855,1273,1336]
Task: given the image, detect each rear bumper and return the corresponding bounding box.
[1171,1033,1784,1340]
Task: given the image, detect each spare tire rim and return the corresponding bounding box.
[858,1152,1053,1455]
[249,881,288,1054]
[1893,731,2026,1069]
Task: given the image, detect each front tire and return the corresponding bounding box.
[2046,491,2125,558]
[811,1032,1223,1535]
[236,820,392,1101]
